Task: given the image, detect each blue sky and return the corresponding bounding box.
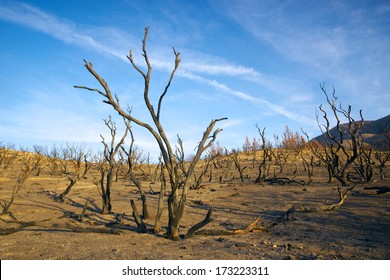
[0,0,389,158]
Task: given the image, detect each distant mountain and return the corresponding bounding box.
[313,114,390,150]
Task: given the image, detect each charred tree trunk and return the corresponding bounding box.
[231,150,247,183]
[254,126,270,184]
[101,169,113,214]
[186,207,213,238]
[130,199,148,233]
[130,171,149,219]
[301,154,313,184]
[167,190,182,240]
[57,177,77,202]
[154,162,166,233]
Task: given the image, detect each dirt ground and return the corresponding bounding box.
[1,170,389,260]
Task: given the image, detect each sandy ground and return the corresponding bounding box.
[1,171,389,260]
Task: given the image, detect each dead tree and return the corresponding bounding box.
[56,143,91,202]
[301,153,315,184]
[254,126,271,184]
[191,150,220,189]
[121,120,150,219]
[271,148,288,176]
[207,142,228,183]
[95,116,129,214]
[373,128,390,180]
[302,137,335,183]
[45,144,62,176]
[31,145,47,176]
[231,148,247,183]
[355,146,374,182]
[0,143,17,177]
[1,152,32,215]
[374,150,390,180]
[250,137,260,168]
[304,84,364,186]
[75,27,226,239]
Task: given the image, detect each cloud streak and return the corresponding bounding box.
[216,0,390,89]
[0,2,128,60]
[179,70,316,126]
[216,0,350,70]
[0,2,265,81]
[0,1,316,127]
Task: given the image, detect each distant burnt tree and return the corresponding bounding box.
[304,84,364,186]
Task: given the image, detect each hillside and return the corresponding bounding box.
[313,114,390,150]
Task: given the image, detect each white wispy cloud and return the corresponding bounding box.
[216,0,349,72]
[179,70,316,126]
[0,1,317,127]
[144,46,266,85]
[0,2,265,83]
[179,49,263,79]
[216,0,390,88]
[0,2,129,61]
[219,119,243,129]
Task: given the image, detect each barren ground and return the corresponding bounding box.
[1,167,389,260]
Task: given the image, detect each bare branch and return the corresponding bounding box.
[157,47,181,121]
